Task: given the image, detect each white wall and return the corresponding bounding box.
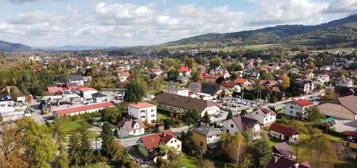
[128,106,157,123]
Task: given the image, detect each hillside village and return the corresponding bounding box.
[0,47,357,168]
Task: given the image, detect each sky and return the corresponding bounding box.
[0,0,356,47]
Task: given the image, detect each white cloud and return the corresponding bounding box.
[327,0,357,14]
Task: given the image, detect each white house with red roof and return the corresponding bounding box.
[269,123,299,143]
[118,72,130,82]
[245,108,276,126]
[284,99,314,119]
[179,66,191,77]
[137,130,181,159]
[128,102,157,124]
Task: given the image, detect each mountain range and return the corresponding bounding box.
[1,13,357,52]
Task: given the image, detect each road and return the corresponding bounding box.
[120,126,191,147]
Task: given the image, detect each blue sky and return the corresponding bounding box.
[0,0,356,47]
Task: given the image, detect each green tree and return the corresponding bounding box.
[68,131,81,166]
[200,159,216,168]
[209,57,222,70]
[308,107,324,123]
[17,118,57,168]
[124,81,145,103]
[191,70,200,82]
[69,122,94,166]
[249,135,272,168]
[52,118,69,168]
[222,133,247,164]
[182,109,201,126]
[323,88,336,100]
[101,123,116,159]
[167,68,179,81]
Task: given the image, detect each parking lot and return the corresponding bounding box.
[218,97,262,115]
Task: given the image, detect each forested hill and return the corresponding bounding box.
[0,40,33,52]
[164,14,357,48]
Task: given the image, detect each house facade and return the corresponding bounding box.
[67,75,85,87]
[284,99,314,119]
[223,116,261,138]
[269,123,299,144]
[245,108,276,126]
[117,117,145,137]
[192,126,222,153]
[128,102,157,124]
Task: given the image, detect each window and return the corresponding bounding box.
[151,114,155,117]
[290,106,293,109]
[200,142,203,146]
[290,111,293,114]
[231,124,234,128]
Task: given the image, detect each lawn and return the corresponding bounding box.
[180,155,198,168]
[63,119,83,132]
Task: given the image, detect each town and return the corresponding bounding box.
[1,46,357,168]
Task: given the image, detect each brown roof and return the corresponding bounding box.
[337,95,357,114]
[266,156,310,168]
[117,118,145,131]
[270,123,298,137]
[155,93,218,113]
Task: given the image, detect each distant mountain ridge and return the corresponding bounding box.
[39,45,120,51]
[164,13,357,47]
[0,40,33,52]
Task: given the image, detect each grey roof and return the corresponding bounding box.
[155,93,218,113]
[166,87,187,92]
[337,95,357,114]
[273,142,295,159]
[92,92,107,98]
[69,75,83,81]
[194,126,222,136]
[189,82,222,95]
[0,95,12,101]
[232,116,259,132]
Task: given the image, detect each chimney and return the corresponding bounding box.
[294,163,299,168]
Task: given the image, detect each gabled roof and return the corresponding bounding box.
[55,102,115,115]
[266,156,310,168]
[129,102,156,109]
[155,93,218,113]
[232,116,259,132]
[69,75,83,81]
[293,99,313,107]
[79,87,97,92]
[220,81,237,88]
[48,86,66,94]
[118,72,130,77]
[234,78,249,84]
[92,92,107,98]
[269,123,298,136]
[179,66,190,72]
[118,118,145,131]
[258,108,276,116]
[337,95,357,114]
[273,142,295,159]
[194,126,222,136]
[200,72,220,80]
[139,130,175,150]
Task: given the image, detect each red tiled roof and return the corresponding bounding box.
[129,102,155,109]
[234,78,249,84]
[118,72,130,77]
[293,99,313,107]
[221,81,237,88]
[179,66,190,72]
[343,131,357,137]
[55,102,115,115]
[78,87,97,92]
[270,123,298,136]
[200,72,219,80]
[140,130,174,149]
[48,87,66,94]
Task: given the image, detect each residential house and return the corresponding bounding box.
[92,92,108,103]
[155,93,220,117]
[234,78,252,88]
[67,75,84,87]
[0,95,26,121]
[200,72,220,81]
[335,77,354,87]
[294,79,315,94]
[128,102,157,124]
[223,116,261,138]
[179,66,191,77]
[243,70,260,79]
[245,108,276,126]
[260,80,279,88]
[192,126,222,153]
[269,123,299,143]
[117,117,145,137]
[164,87,189,97]
[317,95,357,120]
[273,142,296,160]
[285,99,314,120]
[220,81,242,95]
[118,72,130,82]
[151,68,163,77]
[266,156,311,168]
[316,74,330,85]
[116,64,131,72]
[137,130,181,159]
[188,82,223,99]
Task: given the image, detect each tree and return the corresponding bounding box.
[222,133,247,164]
[100,106,124,124]
[304,134,337,168]
[227,110,233,119]
[191,70,200,82]
[200,159,216,168]
[183,56,195,68]
[52,118,69,168]
[323,88,336,100]
[167,68,179,81]
[16,118,57,168]
[182,109,201,126]
[124,81,145,103]
[69,122,94,166]
[209,57,222,70]
[249,135,272,168]
[260,70,273,80]
[308,107,324,123]
[280,73,290,90]
[101,123,116,159]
